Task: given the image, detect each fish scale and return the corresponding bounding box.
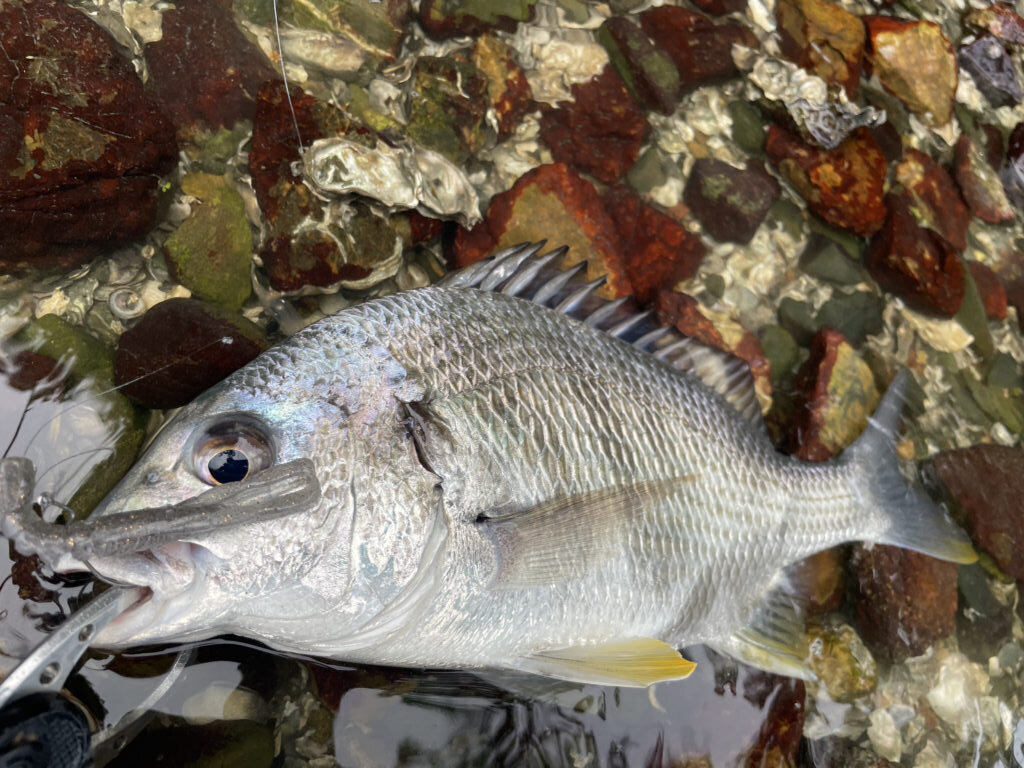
[42,247,976,687]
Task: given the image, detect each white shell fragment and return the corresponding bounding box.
[303,137,481,227]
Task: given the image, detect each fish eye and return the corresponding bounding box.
[192,418,274,486]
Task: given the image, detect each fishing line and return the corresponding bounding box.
[272,0,304,153]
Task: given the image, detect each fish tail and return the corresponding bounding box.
[841,370,977,564]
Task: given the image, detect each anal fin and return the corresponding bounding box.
[514,638,697,687]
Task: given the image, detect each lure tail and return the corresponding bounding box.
[842,370,977,564]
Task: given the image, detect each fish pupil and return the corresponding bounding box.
[207,449,249,484]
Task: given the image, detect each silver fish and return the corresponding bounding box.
[47,245,975,686]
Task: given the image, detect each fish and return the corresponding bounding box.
[35,244,976,687]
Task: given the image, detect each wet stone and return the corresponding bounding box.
[986,352,1021,389]
[966,262,1008,320]
[955,564,1014,663]
[790,548,846,615]
[418,0,536,39]
[539,66,649,185]
[146,0,276,133]
[800,232,868,285]
[777,297,818,346]
[603,185,707,304]
[452,163,633,298]
[163,173,253,311]
[407,54,489,165]
[891,149,970,253]
[597,16,680,115]
[956,263,996,360]
[954,135,1014,224]
[741,676,805,768]
[626,147,673,195]
[758,324,799,387]
[765,125,887,237]
[691,0,747,15]
[1002,121,1024,209]
[729,101,767,155]
[815,290,885,346]
[864,17,957,127]
[113,298,269,409]
[776,0,865,97]
[639,7,758,93]
[284,0,411,61]
[850,544,959,664]
[928,444,1024,583]
[471,35,534,142]
[958,36,1022,108]
[787,327,880,461]
[107,719,274,768]
[0,0,177,271]
[963,3,1024,47]
[805,622,877,702]
[865,194,965,316]
[683,159,780,245]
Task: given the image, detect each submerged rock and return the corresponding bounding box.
[776,0,865,97]
[471,34,534,142]
[963,3,1024,46]
[113,298,269,409]
[683,159,780,245]
[965,262,1008,320]
[890,150,970,252]
[958,35,1022,109]
[407,54,489,165]
[806,622,877,702]
[418,0,535,39]
[741,676,805,768]
[954,135,1014,224]
[597,16,680,115]
[955,564,1014,663]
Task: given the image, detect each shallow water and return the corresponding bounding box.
[2,0,1024,765]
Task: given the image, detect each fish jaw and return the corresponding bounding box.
[89,541,228,647]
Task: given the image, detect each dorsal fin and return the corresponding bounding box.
[439,243,764,424]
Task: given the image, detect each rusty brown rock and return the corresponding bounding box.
[787,327,880,462]
[777,0,865,97]
[954,135,1014,224]
[963,3,1024,46]
[929,445,1024,582]
[691,0,748,15]
[741,676,805,768]
[850,544,959,663]
[865,194,965,316]
[0,0,177,270]
[891,149,970,251]
[765,125,887,236]
[539,66,649,185]
[864,16,957,126]
[639,7,758,93]
[471,34,534,142]
[597,16,680,114]
[603,186,706,304]
[683,158,779,244]
[966,262,1008,320]
[452,163,633,298]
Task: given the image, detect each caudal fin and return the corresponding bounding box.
[841,370,977,564]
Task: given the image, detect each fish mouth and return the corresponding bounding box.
[90,542,218,647]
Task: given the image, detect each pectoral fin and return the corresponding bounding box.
[478,477,694,589]
[514,638,697,687]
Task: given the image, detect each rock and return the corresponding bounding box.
[626,147,676,194]
[956,264,995,360]
[418,0,536,39]
[777,297,818,345]
[285,0,411,61]
[958,36,1022,108]
[954,135,1014,224]
[13,315,147,517]
[107,719,274,768]
[928,444,1024,582]
[806,623,876,702]
[765,125,887,236]
[1003,121,1024,209]
[471,35,534,142]
[865,194,965,316]
[925,653,991,735]
[867,708,902,762]
[683,159,780,245]
[452,163,632,298]
[758,325,799,387]
[955,564,1014,663]
[787,327,880,461]
[250,81,405,292]
[407,54,489,165]
[602,185,706,304]
[145,0,276,133]
[539,66,649,185]
[597,16,680,115]
[691,0,748,16]
[656,291,773,410]
[639,7,758,93]
[790,548,846,615]
[985,352,1021,389]
[800,232,868,285]
[113,298,269,409]
[741,677,805,768]
[890,149,970,252]
[776,0,865,97]
[963,3,1024,48]
[850,544,958,663]
[815,290,885,346]
[163,173,253,311]
[728,100,767,154]
[0,0,177,271]
[864,16,957,126]
[965,262,1007,320]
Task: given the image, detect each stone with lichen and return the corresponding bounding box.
[683,158,779,245]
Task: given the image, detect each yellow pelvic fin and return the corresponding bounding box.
[515,637,697,687]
